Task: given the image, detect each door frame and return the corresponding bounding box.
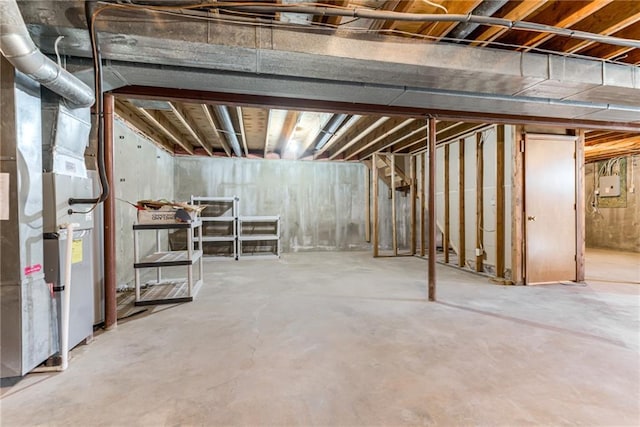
[511,130,585,285]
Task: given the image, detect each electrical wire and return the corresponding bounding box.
[53,35,65,68]
[422,0,448,14]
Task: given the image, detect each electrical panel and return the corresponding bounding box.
[599,175,620,197]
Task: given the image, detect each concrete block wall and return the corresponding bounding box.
[585,155,640,252]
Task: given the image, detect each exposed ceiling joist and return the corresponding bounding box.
[520,0,615,52]
[358,120,428,160]
[200,104,231,157]
[236,107,250,157]
[328,116,390,160]
[169,102,213,156]
[540,2,640,54]
[344,118,416,160]
[415,0,482,40]
[276,110,300,157]
[472,0,548,47]
[137,107,195,154]
[115,100,174,153]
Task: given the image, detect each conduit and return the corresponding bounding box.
[448,0,509,41]
[0,0,94,107]
[216,4,640,50]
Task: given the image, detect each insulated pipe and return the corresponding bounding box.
[217,5,640,50]
[214,105,243,157]
[448,0,509,41]
[313,114,349,151]
[0,0,94,107]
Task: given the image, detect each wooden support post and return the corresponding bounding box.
[512,126,525,284]
[390,153,398,256]
[372,153,379,257]
[475,132,484,272]
[428,118,437,301]
[420,153,426,257]
[410,155,417,255]
[575,129,586,282]
[365,165,371,243]
[104,93,117,329]
[458,138,466,268]
[496,125,505,278]
[444,144,450,264]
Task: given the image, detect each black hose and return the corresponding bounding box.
[69,1,109,206]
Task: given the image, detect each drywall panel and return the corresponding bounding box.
[174,157,370,253]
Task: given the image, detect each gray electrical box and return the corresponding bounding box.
[599,175,620,197]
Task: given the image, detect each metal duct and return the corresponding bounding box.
[448,1,509,41]
[0,0,94,108]
[214,105,243,157]
[313,114,349,151]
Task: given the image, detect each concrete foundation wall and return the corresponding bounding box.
[114,119,175,287]
[585,155,640,252]
[173,157,370,253]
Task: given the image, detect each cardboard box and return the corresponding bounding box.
[137,209,179,224]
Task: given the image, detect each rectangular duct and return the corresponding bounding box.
[0,58,57,378]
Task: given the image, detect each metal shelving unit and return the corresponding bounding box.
[133,220,203,305]
[191,196,238,260]
[238,216,281,259]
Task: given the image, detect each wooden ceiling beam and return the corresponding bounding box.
[369,1,413,32]
[137,107,195,155]
[518,0,615,52]
[114,99,174,153]
[200,104,231,157]
[343,118,415,160]
[472,0,547,47]
[275,110,300,156]
[540,2,640,54]
[236,106,250,157]
[169,102,213,156]
[415,0,482,40]
[355,120,427,160]
[328,116,389,160]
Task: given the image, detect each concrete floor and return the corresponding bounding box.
[1,251,639,426]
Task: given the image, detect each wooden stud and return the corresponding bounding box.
[410,154,417,255]
[496,125,506,278]
[458,138,466,268]
[428,118,437,301]
[365,164,371,243]
[512,126,525,285]
[372,153,379,257]
[575,129,586,282]
[476,131,484,272]
[390,153,398,256]
[420,152,426,257]
[444,144,450,264]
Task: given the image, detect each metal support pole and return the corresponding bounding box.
[428,117,437,301]
[104,93,117,329]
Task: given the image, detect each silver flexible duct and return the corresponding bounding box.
[0,0,95,108]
